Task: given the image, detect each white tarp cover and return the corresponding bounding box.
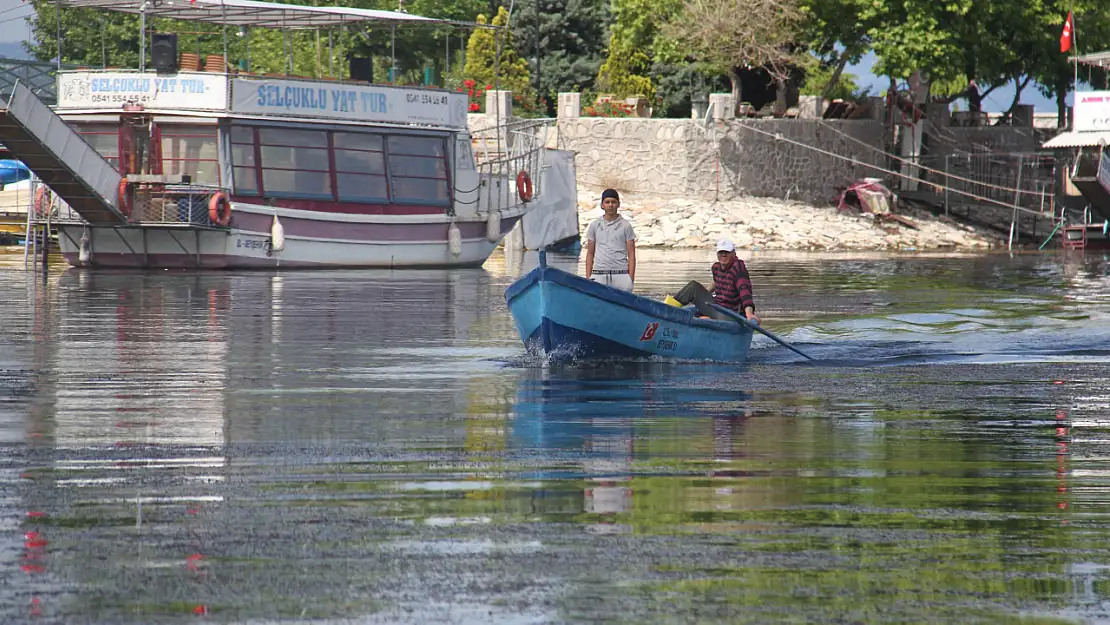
[1042,131,1110,148]
[56,0,445,28]
[519,149,578,249]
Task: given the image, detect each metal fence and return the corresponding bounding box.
[917,152,1057,216]
[37,182,222,227]
[130,186,220,225]
[0,58,79,105]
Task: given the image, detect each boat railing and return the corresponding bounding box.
[471,118,555,214]
[129,183,223,226]
[34,180,225,227]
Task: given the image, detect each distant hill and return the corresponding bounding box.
[0,42,31,61]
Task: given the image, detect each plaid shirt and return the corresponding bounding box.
[712,259,755,312]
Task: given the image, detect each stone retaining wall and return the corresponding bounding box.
[554,117,890,205]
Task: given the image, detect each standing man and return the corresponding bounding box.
[584,188,637,292]
[672,239,758,322]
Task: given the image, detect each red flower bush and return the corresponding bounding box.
[583,101,636,118]
[513,92,550,118]
[458,79,486,113]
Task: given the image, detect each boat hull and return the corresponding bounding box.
[55,208,522,269]
[505,257,753,362]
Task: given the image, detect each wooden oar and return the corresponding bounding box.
[710,304,815,361]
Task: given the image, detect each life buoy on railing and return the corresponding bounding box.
[516,170,533,203]
[33,186,49,218]
[209,192,231,227]
[118,178,132,218]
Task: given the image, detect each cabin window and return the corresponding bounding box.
[387,135,450,204]
[258,128,331,198]
[226,124,451,206]
[160,124,219,185]
[229,126,259,195]
[333,132,388,202]
[72,123,120,169]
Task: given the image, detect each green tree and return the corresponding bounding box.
[855,0,1110,126]
[595,31,655,99]
[663,0,807,105]
[462,8,532,97]
[799,0,873,100]
[511,0,610,104]
[593,0,683,102]
[1030,1,1110,127]
[799,56,865,101]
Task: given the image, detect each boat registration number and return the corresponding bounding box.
[639,322,679,351]
[236,238,271,251]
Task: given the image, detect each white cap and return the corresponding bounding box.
[715,239,735,252]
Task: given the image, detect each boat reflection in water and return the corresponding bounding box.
[14,265,498,621]
[510,363,754,533]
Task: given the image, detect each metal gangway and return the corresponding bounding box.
[0,82,125,225]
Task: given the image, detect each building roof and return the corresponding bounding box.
[55,0,462,29]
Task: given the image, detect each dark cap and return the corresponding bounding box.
[601,188,620,202]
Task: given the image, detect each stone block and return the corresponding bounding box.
[625,96,650,118]
[558,92,581,119]
[924,102,950,128]
[709,93,735,120]
[865,96,886,121]
[485,90,513,120]
[797,95,823,119]
[1013,104,1034,128]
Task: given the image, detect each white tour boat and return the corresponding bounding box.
[2,0,552,268]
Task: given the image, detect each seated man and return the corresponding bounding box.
[672,239,759,322]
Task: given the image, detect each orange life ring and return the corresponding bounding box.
[33,186,49,218]
[516,170,533,203]
[208,192,231,226]
[117,178,132,218]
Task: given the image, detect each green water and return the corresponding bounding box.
[1,248,1109,623]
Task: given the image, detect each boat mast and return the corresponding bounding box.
[138,0,146,70]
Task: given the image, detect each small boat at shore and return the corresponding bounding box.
[505,251,754,362]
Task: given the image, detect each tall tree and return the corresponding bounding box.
[799,0,873,100]
[593,0,682,101]
[511,0,609,100]
[1031,1,1110,127]
[663,0,806,105]
[462,8,532,96]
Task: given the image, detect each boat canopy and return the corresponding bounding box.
[54,0,458,29]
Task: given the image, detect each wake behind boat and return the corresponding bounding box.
[504,251,754,362]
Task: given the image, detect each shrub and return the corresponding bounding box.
[583,100,636,117]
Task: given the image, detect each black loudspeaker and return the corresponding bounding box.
[150,33,178,71]
[349,57,373,82]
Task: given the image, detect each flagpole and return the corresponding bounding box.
[1073,9,1079,95]
[1068,9,1078,130]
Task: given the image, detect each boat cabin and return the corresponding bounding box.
[32,0,499,223]
[55,70,477,218]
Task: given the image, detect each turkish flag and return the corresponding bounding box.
[1061,11,1075,53]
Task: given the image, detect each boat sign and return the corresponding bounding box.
[57,71,229,110]
[1074,91,1110,132]
[231,78,468,129]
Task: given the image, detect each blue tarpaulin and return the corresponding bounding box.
[0,160,31,185]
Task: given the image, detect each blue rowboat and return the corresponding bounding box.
[504,251,753,362]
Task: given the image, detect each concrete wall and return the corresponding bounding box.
[555,117,889,205]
